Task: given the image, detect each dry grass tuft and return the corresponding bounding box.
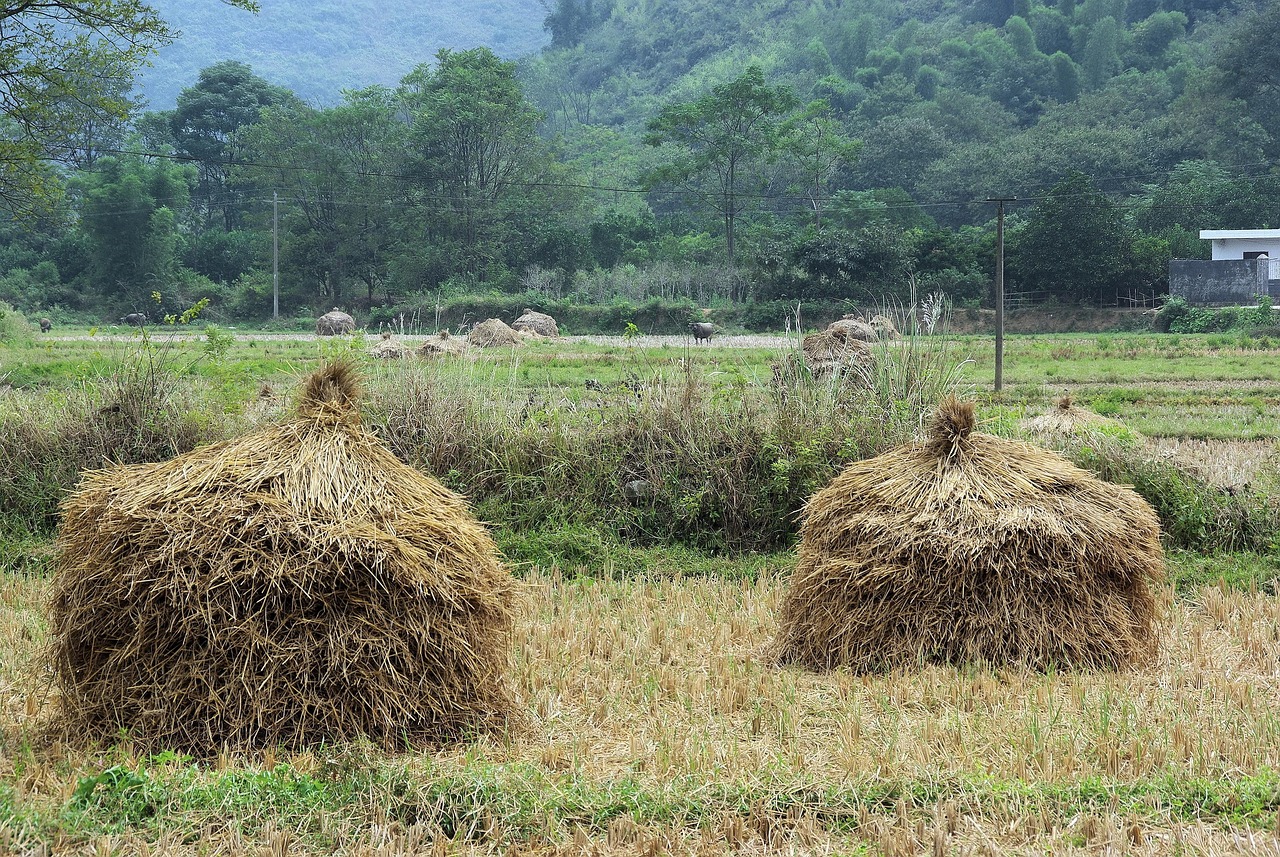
[46,361,518,753]
[772,396,1166,673]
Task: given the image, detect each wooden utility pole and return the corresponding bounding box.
[272,191,279,320]
[987,196,1016,392]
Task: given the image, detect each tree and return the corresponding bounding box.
[779,100,860,227]
[399,48,578,285]
[169,61,298,231]
[1009,171,1130,305]
[74,151,193,309]
[0,0,254,218]
[642,66,798,267]
[238,87,406,310]
[1212,1,1280,156]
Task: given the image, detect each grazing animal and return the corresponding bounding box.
[39,318,51,333]
[689,322,714,343]
[120,313,147,327]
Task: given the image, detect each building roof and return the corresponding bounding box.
[1200,229,1280,240]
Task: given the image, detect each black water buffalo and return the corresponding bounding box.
[689,322,714,343]
[38,318,51,333]
[120,313,147,327]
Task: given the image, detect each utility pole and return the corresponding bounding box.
[987,196,1016,392]
[272,191,279,320]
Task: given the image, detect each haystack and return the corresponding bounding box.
[827,315,877,342]
[367,332,409,359]
[801,330,874,382]
[418,330,468,358]
[316,309,355,336]
[48,363,517,752]
[1020,395,1143,448]
[773,397,1164,673]
[869,314,900,340]
[512,308,559,337]
[468,318,522,348]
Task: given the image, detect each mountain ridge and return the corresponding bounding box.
[137,0,551,108]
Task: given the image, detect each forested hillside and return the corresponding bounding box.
[2,0,1278,329]
[137,0,550,107]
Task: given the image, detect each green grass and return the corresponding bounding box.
[13,755,1279,849]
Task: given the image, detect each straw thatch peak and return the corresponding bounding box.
[298,361,361,421]
[925,396,976,459]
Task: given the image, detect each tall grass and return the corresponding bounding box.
[362,344,949,556]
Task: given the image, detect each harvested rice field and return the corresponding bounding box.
[1,328,1279,854]
[2,569,1280,854]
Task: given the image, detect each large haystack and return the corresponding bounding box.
[869,314,901,340]
[468,318,522,348]
[512,308,559,337]
[801,330,874,382]
[827,315,877,342]
[773,397,1164,673]
[1020,395,1143,448]
[48,363,517,753]
[316,309,356,336]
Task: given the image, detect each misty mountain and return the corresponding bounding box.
[136,0,551,108]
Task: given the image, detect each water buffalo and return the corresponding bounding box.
[120,313,147,327]
[689,322,714,343]
[38,318,51,333]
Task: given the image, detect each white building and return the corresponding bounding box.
[1201,229,1280,280]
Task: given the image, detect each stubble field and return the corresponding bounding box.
[0,324,1278,854]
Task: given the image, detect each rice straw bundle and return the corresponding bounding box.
[48,362,517,752]
[468,318,522,348]
[773,397,1165,673]
[1020,394,1143,448]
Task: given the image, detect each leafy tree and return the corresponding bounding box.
[642,66,799,266]
[400,48,578,286]
[1009,171,1130,305]
[779,100,860,227]
[1081,17,1123,90]
[74,152,194,309]
[238,87,406,310]
[169,61,298,231]
[1211,1,1280,156]
[0,0,254,217]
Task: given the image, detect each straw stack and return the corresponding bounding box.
[1020,394,1144,448]
[773,397,1164,673]
[512,309,559,337]
[48,362,517,752]
[468,318,522,348]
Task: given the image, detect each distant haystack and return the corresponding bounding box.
[827,315,877,342]
[48,362,517,752]
[315,309,356,336]
[1020,395,1143,448]
[869,314,900,340]
[368,333,409,359]
[773,397,1165,673]
[468,318,522,348]
[418,330,468,358]
[512,308,559,337]
[801,330,874,382]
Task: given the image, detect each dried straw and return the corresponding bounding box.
[468,318,522,348]
[512,309,559,337]
[1020,395,1143,447]
[47,362,517,752]
[773,396,1165,673]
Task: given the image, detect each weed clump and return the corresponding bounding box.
[773,397,1166,673]
[47,362,517,753]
